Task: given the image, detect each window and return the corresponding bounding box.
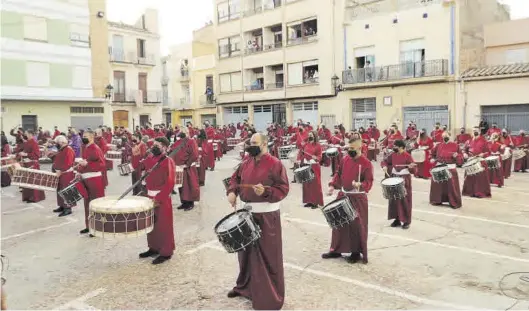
[26,62,50,87]
[23,15,47,41]
[219,35,241,58]
[70,107,104,114]
[70,24,90,47]
[505,48,528,64]
[137,39,146,58]
[206,75,214,90]
[218,0,240,23]
[288,60,319,85]
[113,71,126,101]
[73,66,91,89]
[287,17,317,45]
[400,39,425,77]
[219,72,242,93]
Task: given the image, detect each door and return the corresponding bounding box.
[139,115,150,127]
[137,39,146,58]
[113,110,129,128]
[181,116,192,127]
[138,73,147,102]
[206,75,214,90]
[201,114,217,126]
[403,106,449,132]
[352,98,376,130]
[21,115,37,131]
[165,113,172,126]
[113,71,126,102]
[320,114,336,128]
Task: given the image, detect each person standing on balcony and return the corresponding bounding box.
[205,86,213,104]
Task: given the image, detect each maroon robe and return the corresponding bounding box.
[513,135,529,172]
[381,152,415,224]
[170,138,200,203]
[53,146,77,208]
[487,141,504,187]
[328,155,373,262]
[198,140,209,185]
[414,136,434,178]
[227,153,289,310]
[78,143,106,228]
[462,136,491,198]
[95,136,109,187]
[21,138,45,203]
[144,154,176,256]
[300,142,324,206]
[131,142,148,196]
[1,144,11,187]
[430,142,463,208]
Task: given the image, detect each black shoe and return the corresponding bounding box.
[177,204,186,210]
[390,219,401,227]
[304,203,311,208]
[402,223,410,230]
[53,207,64,213]
[291,180,297,183]
[227,290,241,298]
[321,252,341,259]
[89,234,95,238]
[346,253,361,264]
[79,228,89,234]
[184,205,195,212]
[310,204,319,210]
[152,255,171,265]
[199,183,205,187]
[210,168,214,171]
[139,249,159,258]
[58,209,72,217]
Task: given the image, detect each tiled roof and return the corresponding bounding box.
[461,63,529,79]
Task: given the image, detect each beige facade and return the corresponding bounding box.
[107,9,163,130]
[484,18,529,66]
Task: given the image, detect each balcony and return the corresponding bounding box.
[137,54,156,66]
[180,97,191,106]
[199,95,216,106]
[109,50,135,64]
[245,84,264,91]
[144,90,162,103]
[111,90,161,104]
[303,77,319,84]
[264,41,282,51]
[287,34,318,46]
[112,89,136,103]
[341,59,449,85]
[265,82,284,89]
[264,0,282,10]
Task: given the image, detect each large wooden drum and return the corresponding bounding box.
[11,167,59,191]
[88,196,155,238]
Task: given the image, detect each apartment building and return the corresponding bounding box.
[163,43,193,126]
[459,17,529,132]
[1,0,108,132]
[108,9,163,130]
[318,0,510,133]
[213,0,339,131]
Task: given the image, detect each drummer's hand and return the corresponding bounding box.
[478,153,485,157]
[19,152,27,156]
[253,184,265,196]
[409,163,417,168]
[327,186,335,196]
[227,192,237,207]
[382,166,388,174]
[430,159,435,164]
[352,182,361,190]
[56,170,62,177]
[452,153,458,158]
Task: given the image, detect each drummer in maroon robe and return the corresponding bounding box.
[52,135,77,216]
[414,130,434,179]
[139,137,176,265]
[94,129,109,187]
[500,129,514,179]
[170,129,200,211]
[429,132,462,209]
[77,130,106,236]
[513,130,528,172]
[462,127,491,198]
[131,133,148,195]
[324,138,373,263]
[300,131,324,208]
[227,133,289,310]
[381,140,416,229]
[487,133,505,187]
[19,130,46,203]
[197,130,209,186]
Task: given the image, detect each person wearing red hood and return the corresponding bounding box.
[414,129,434,179]
[462,127,491,198]
[456,127,472,147]
[318,124,332,141]
[94,128,109,187]
[486,123,501,137]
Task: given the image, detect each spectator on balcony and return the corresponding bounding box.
[364,60,373,82]
[205,86,214,104]
[312,70,319,82]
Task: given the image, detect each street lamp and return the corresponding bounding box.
[331,74,343,95]
[105,84,113,99]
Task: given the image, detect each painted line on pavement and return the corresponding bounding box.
[368,203,529,229]
[2,206,36,215]
[201,244,480,310]
[283,216,529,263]
[185,240,219,255]
[31,202,46,209]
[1,218,78,241]
[55,288,106,310]
[0,191,15,198]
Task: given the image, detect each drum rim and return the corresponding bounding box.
[380,177,404,185]
[88,225,154,238]
[214,209,252,232]
[89,196,154,214]
[322,196,351,212]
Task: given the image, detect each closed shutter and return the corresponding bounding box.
[481,104,529,132]
[70,116,103,130]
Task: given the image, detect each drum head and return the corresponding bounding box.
[326,147,338,154]
[90,196,153,213]
[294,166,310,173]
[485,156,499,161]
[214,209,251,233]
[323,197,347,211]
[381,177,404,186]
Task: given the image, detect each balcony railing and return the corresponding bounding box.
[144,90,162,103]
[303,77,319,84]
[199,95,216,106]
[243,6,263,17]
[287,34,317,46]
[112,89,137,103]
[109,50,135,63]
[245,84,264,91]
[264,0,282,10]
[265,82,284,89]
[264,41,282,51]
[137,54,156,66]
[245,45,263,55]
[180,97,191,106]
[341,59,449,85]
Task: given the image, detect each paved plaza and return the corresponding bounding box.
[1,151,529,310]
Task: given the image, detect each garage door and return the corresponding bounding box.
[293,102,318,127]
[481,104,529,132]
[253,105,273,132]
[403,106,449,132]
[71,116,104,130]
[352,98,376,130]
[223,106,248,126]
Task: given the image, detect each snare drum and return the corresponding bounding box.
[321,197,358,229]
[213,143,219,151]
[411,149,426,163]
[501,147,511,161]
[278,145,294,160]
[293,166,315,183]
[430,166,452,183]
[11,167,59,191]
[88,196,155,238]
[107,144,118,151]
[1,156,16,171]
[227,138,243,147]
[105,151,122,160]
[111,138,122,146]
[381,177,407,200]
[58,181,86,207]
[118,163,133,176]
[462,158,484,176]
[485,156,500,170]
[214,209,261,253]
[325,147,339,158]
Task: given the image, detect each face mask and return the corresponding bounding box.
[299,128,303,132]
[435,126,439,129]
[23,135,28,140]
[503,133,507,137]
[132,139,138,143]
[393,147,399,152]
[82,138,89,144]
[246,145,261,157]
[460,130,465,134]
[443,137,449,143]
[178,133,186,139]
[151,146,162,156]
[390,130,395,134]
[348,149,357,158]
[473,132,479,136]
[308,136,314,141]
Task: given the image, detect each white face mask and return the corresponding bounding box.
[176,137,181,141]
